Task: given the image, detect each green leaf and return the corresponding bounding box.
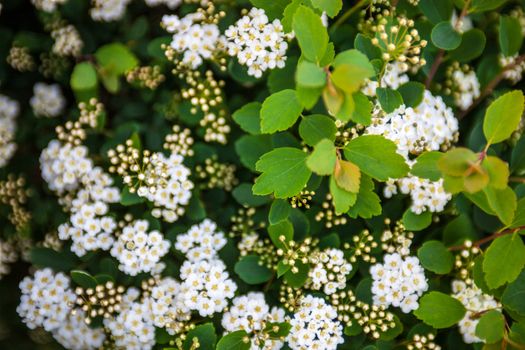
[333,49,376,71]
[284,260,310,287]
[354,34,382,60]
[438,148,478,177]
[334,158,361,193]
[329,176,357,214]
[464,190,496,215]
[376,87,404,113]
[414,291,466,328]
[260,89,303,134]
[183,323,217,350]
[235,135,273,171]
[431,21,462,50]
[484,186,517,225]
[282,0,302,33]
[482,156,509,189]
[253,148,312,198]
[499,16,523,57]
[120,187,146,206]
[417,240,454,274]
[311,0,342,17]
[232,183,271,207]
[307,139,336,175]
[71,62,98,91]
[418,0,453,24]
[502,269,525,316]
[347,174,381,219]
[475,310,505,344]
[292,5,328,63]
[296,61,327,88]
[30,248,77,271]
[296,85,323,110]
[351,92,373,125]
[269,199,291,225]
[264,321,292,339]
[298,114,337,146]
[277,260,291,277]
[411,151,443,181]
[95,43,138,75]
[234,255,273,285]
[216,330,250,350]
[397,82,425,108]
[403,210,433,231]
[70,270,98,289]
[344,135,409,181]
[511,136,525,174]
[483,233,525,289]
[511,197,525,228]
[471,0,508,13]
[268,220,294,250]
[232,102,261,135]
[449,29,487,62]
[483,90,525,144]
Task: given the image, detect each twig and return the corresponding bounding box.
[459,54,525,119]
[510,177,525,184]
[331,0,370,30]
[448,226,525,251]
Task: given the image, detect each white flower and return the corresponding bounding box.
[90,0,131,21]
[17,268,75,332]
[308,248,352,295]
[222,292,286,350]
[52,311,106,350]
[500,54,525,84]
[110,220,170,276]
[51,25,83,57]
[287,295,344,350]
[31,0,67,12]
[175,219,226,261]
[363,61,410,96]
[452,280,500,344]
[450,69,480,110]
[0,239,17,279]
[370,253,428,313]
[144,0,181,9]
[0,94,19,167]
[31,82,66,118]
[179,259,237,317]
[224,8,291,77]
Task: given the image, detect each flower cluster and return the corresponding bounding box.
[148,277,190,335]
[30,82,66,118]
[370,253,428,313]
[308,248,352,295]
[363,61,409,96]
[444,63,480,111]
[225,8,290,78]
[53,311,106,350]
[104,288,156,350]
[175,219,226,261]
[367,90,458,158]
[110,219,170,276]
[6,46,35,72]
[452,280,500,343]
[222,292,286,350]
[0,174,32,231]
[31,0,67,12]
[163,124,194,157]
[0,94,19,167]
[0,239,17,279]
[126,65,165,89]
[108,141,194,222]
[162,9,223,70]
[40,140,93,196]
[58,167,120,256]
[500,54,525,84]
[287,295,344,350]
[195,156,237,191]
[17,268,75,331]
[90,0,131,21]
[179,259,237,317]
[51,25,83,57]
[145,0,182,9]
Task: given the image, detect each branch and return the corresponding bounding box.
[458,54,525,120]
[448,226,525,251]
[331,0,370,30]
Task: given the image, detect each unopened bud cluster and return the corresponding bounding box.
[73,282,126,324]
[126,65,165,90]
[315,194,348,228]
[0,174,31,231]
[195,156,237,191]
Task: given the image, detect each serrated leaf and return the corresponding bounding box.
[334,158,360,192]
[311,0,342,17]
[483,90,524,144]
[344,135,409,181]
[347,174,381,219]
[253,148,312,198]
[411,151,443,181]
[475,310,505,344]
[260,89,303,134]
[296,60,326,88]
[417,240,454,274]
[216,330,250,350]
[292,5,328,63]
[414,292,466,328]
[307,139,336,175]
[232,102,261,135]
[376,87,404,113]
[483,233,525,289]
[329,176,357,214]
[298,114,337,146]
